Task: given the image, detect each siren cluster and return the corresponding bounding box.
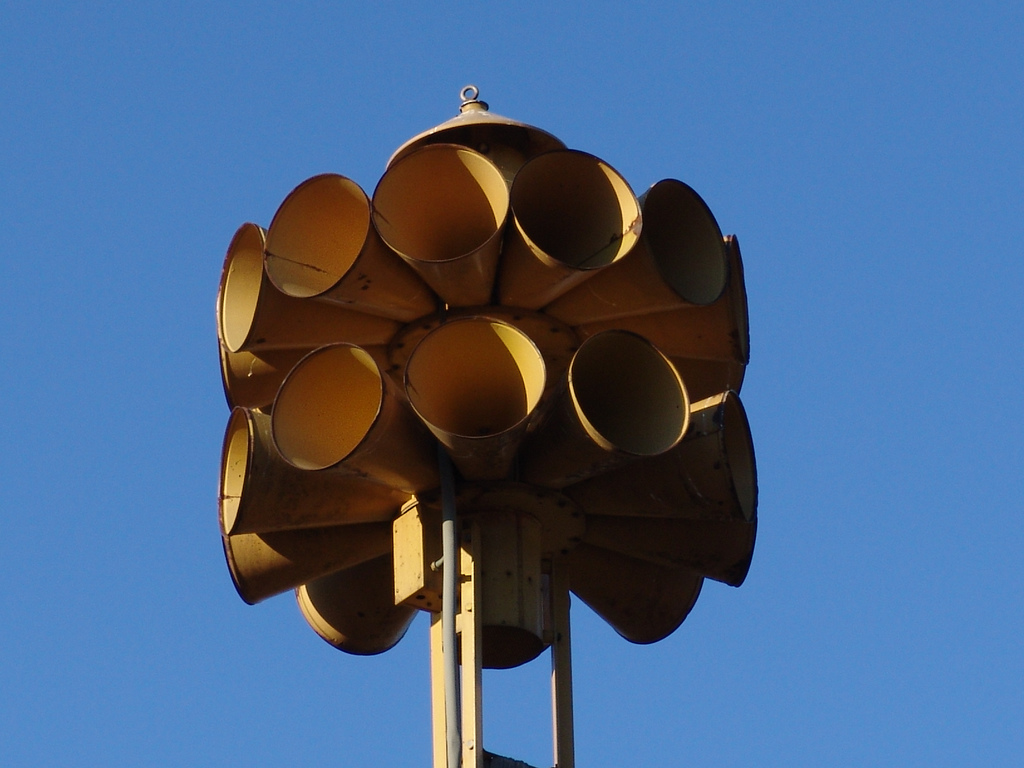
[216,92,757,670]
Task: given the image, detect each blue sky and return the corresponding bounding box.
[1,2,1021,766]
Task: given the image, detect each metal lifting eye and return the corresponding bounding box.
[460,84,479,104]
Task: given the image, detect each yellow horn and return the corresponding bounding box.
[297,554,417,656]
[574,234,749,400]
[222,522,393,605]
[563,543,703,644]
[520,330,689,488]
[404,317,546,481]
[264,174,437,321]
[564,390,757,523]
[544,179,728,324]
[217,222,400,353]
[372,144,509,306]
[580,516,756,587]
[219,407,410,535]
[272,344,438,493]
[498,150,641,309]
[219,344,392,412]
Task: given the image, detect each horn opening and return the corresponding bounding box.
[218,223,268,353]
[272,345,384,471]
[570,331,689,455]
[219,407,409,536]
[499,150,640,308]
[405,318,545,480]
[265,174,373,298]
[643,179,727,306]
[372,144,508,306]
[520,331,689,488]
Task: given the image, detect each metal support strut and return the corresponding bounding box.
[439,443,461,768]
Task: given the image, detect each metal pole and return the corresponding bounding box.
[439,443,461,768]
[550,563,575,768]
[460,519,484,768]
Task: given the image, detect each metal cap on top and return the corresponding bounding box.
[387,85,567,182]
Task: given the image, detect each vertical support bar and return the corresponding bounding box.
[461,519,484,768]
[439,445,461,768]
[551,561,575,768]
[430,612,448,768]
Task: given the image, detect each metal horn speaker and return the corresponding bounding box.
[264,174,437,321]
[272,344,439,493]
[498,150,642,309]
[296,553,418,656]
[219,407,410,535]
[520,330,690,488]
[564,390,758,586]
[545,179,728,324]
[222,522,393,605]
[372,144,509,306]
[404,317,546,481]
[563,543,703,644]
[218,222,400,353]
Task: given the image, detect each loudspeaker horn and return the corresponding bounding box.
[372,144,509,306]
[219,407,410,535]
[218,222,400,353]
[264,174,437,321]
[563,542,703,644]
[222,522,393,605]
[574,235,749,396]
[580,515,756,587]
[272,344,439,493]
[564,390,757,523]
[404,317,546,481]
[498,150,642,309]
[519,330,690,488]
[544,179,728,324]
[296,553,418,656]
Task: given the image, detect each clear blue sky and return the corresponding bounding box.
[2,2,1021,766]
